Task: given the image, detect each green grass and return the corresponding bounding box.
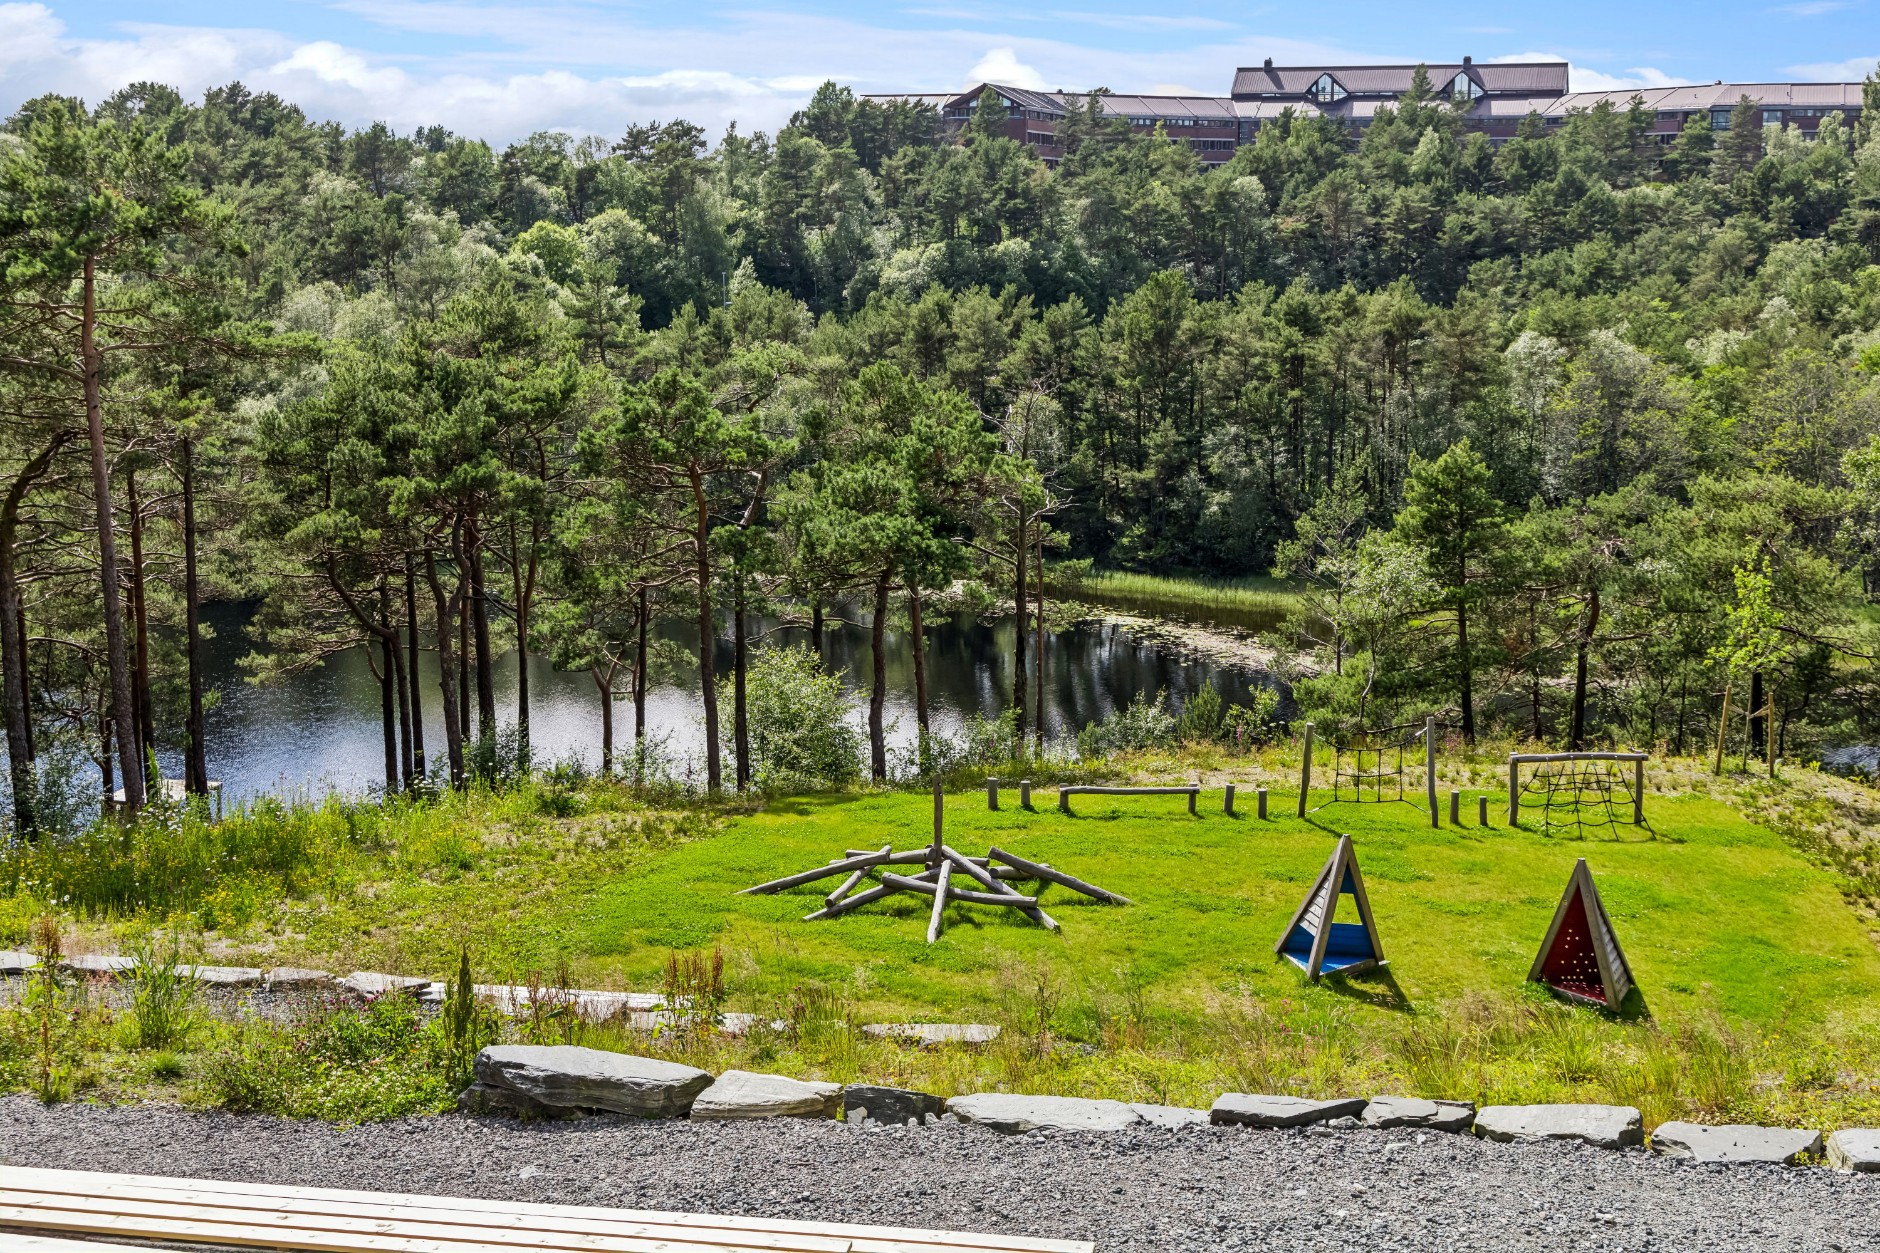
[1050,568,1302,631]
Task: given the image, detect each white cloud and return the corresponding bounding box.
[1491,51,1684,92]
[1787,54,1879,78]
[269,41,409,96]
[967,47,1048,90]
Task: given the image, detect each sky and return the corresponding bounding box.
[0,1,1874,146]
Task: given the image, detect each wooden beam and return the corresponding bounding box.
[1297,721,1314,817]
[926,860,951,943]
[938,846,1059,930]
[987,846,1131,905]
[882,871,1036,908]
[826,846,889,908]
[743,849,894,895]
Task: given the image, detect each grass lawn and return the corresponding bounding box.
[581,787,1880,1032]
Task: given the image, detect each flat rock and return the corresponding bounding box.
[474,1045,712,1118]
[947,1093,1142,1134]
[339,971,431,997]
[690,1070,842,1120]
[0,950,38,973]
[861,1022,1000,1046]
[1474,1103,1642,1149]
[180,965,265,986]
[1130,1103,1210,1129]
[1827,1129,1880,1172]
[63,954,136,976]
[456,1081,567,1120]
[719,1012,790,1037]
[1651,1121,1820,1165]
[265,967,331,987]
[1210,1094,1368,1129]
[1364,1095,1477,1132]
[474,986,665,1020]
[844,1084,945,1126]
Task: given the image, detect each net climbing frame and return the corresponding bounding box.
[1508,751,1648,837]
[1298,716,1441,828]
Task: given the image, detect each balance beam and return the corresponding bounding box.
[1058,783,1200,815]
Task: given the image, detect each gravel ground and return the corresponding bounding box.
[0,1097,1875,1252]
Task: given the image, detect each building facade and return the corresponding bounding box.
[869,60,1867,165]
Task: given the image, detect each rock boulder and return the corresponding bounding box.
[1651,1121,1820,1165]
[947,1093,1141,1133]
[1363,1095,1476,1132]
[1209,1094,1368,1129]
[1827,1129,1880,1172]
[474,1045,713,1118]
[691,1070,842,1120]
[844,1084,945,1126]
[1474,1103,1642,1149]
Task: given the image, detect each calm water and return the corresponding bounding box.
[145,602,1271,802]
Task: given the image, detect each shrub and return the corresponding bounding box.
[744,646,863,791]
[125,932,203,1050]
[1077,691,1177,759]
[1176,683,1223,743]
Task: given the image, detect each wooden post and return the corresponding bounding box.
[926,859,951,944]
[1296,722,1313,818]
[1478,795,1489,826]
[1059,787,1071,814]
[987,777,999,811]
[1020,779,1032,810]
[1224,784,1236,816]
[932,776,944,866]
[1633,757,1645,825]
[1188,782,1198,816]
[1424,714,1439,828]
[1257,787,1268,819]
[1449,788,1460,826]
[1508,753,1519,827]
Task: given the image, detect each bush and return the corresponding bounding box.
[1177,683,1224,743]
[1077,691,1177,759]
[744,646,863,791]
[126,932,203,1050]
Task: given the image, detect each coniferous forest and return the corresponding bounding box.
[4,67,1880,828]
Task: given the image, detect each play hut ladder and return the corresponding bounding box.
[1528,857,1634,1009]
[1274,834,1384,980]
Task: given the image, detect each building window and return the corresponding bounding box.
[1763,109,1783,126]
[1448,72,1482,102]
[1308,74,1347,103]
[1711,109,1732,130]
[1025,131,1055,145]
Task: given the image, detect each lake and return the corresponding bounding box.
[155,602,1273,802]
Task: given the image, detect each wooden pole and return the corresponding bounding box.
[1257,787,1268,819]
[1188,782,1198,816]
[987,777,999,811]
[1058,787,1071,814]
[1478,795,1488,826]
[827,845,889,907]
[1020,779,1032,809]
[1425,715,1439,828]
[1508,753,1519,827]
[1449,788,1460,826]
[932,776,944,866]
[1633,757,1645,825]
[927,860,951,944]
[1224,784,1236,816]
[988,846,1133,905]
[1297,722,1314,818]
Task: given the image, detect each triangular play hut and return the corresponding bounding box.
[1529,858,1634,1009]
[1275,835,1384,979]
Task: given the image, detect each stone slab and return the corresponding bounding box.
[180,965,266,986]
[947,1093,1141,1134]
[1363,1095,1477,1132]
[1210,1093,1368,1129]
[0,950,38,973]
[844,1084,945,1126]
[456,1081,566,1120]
[1651,1121,1820,1165]
[1827,1129,1880,1172]
[1474,1103,1643,1149]
[338,971,431,997]
[265,967,332,987]
[474,985,665,1020]
[64,954,137,975]
[1130,1103,1211,1128]
[475,1045,713,1118]
[690,1070,842,1120]
[861,1022,1000,1046]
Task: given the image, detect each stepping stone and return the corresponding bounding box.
[844,1084,945,1126]
[1363,1095,1477,1132]
[64,954,137,976]
[861,1022,1000,1046]
[474,1045,713,1118]
[338,971,431,997]
[947,1093,1142,1134]
[1651,1121,1821,1165]
[180,965,265,986]
[0,950,38,973]
[265,967,331,987]
[1827,1129,1880,1172]
[1130,1103,1211,1128]
[1474,1103,1643,1149]
[690,1070,843,1120]
[1209,1094,1368,1129]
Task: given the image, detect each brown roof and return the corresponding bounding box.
[1543,81,1864,116]
[1232,61,1568,99]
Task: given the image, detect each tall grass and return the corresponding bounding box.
[1052,568,1301,632]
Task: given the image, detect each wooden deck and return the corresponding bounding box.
[0,1165,1095,1253]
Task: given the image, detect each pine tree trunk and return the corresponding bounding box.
[378,597,399,792]
[0,439,58,837]
[126,468,156,784]
[404,554,426,780]
[1456,597,1475,743]
[1570,586,1600,751]
[424,547,466,787]
[596,663,615,776]
[457,597,470,744]
[910,583,929,739]
[869,567,890,781]
[1747,669,1765,757]
[385,579,414,789]
[467,525,496,745]
[1034,534,1046,750]
[810,600,823,659]
[181,438,209,796]
[691,471,721,792]
[634,585,648,754]
[510,521,534,768]
[81,257,143,811]
[1012,512,1028,738]
[733,578,749,791]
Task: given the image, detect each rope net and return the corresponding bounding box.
[1520,757,1643,838]
[1317,721,1425,811]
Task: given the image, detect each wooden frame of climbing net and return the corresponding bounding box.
[1508,751,1647,835]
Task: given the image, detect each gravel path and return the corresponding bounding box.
[0,1098,1874,1252]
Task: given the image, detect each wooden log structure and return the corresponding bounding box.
[1057,783,1200,815]
[742,848,895,895]
[884,871,1037,908]
[987,777,999,810]
[941,845,1059,931]
[826,845,889,908]
[988,846,1132,905]
[1224,783,1236,816]
[1478,794,1489,826]
[1449,788,1460,826]
[0,1164,1095,1253]
[1020,779,1032,809]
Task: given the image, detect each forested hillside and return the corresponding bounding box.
[2,67,1880,824]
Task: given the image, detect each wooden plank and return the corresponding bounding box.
[987,846,1131,906]
[10,1238,179,1253]
[0,1168,1094,1253]
[1508,752,1648,763]
[1056,786,1198,796]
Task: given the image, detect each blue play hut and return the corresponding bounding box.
[1276,834,1385,980]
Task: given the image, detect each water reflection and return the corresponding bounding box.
[151,602,1270,801]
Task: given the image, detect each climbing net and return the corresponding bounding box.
[1316,721,1424,810]
[1519,757,1645,839]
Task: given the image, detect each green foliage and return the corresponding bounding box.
[125,932,203,1050]
[1176,683,1224,743]
[1077,691,1178,758]
[744,646,863,791]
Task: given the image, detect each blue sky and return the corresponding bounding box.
[0,1,1873,144]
